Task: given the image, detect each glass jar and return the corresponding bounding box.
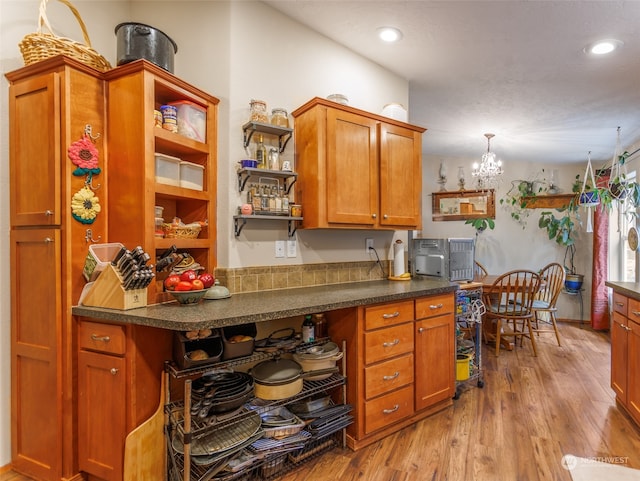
[249,99,268,123]
[270,108,289,128]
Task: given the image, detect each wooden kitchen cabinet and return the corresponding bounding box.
[292,97,425,230]
[104,60,219,304]
[328,293,454,450]
[610,292,640,425]
[77,319,172,481]
[6,56,107,481]
[415,295,456,410]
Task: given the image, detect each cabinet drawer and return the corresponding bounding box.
[628,298,640,322]
[613,292,629,317]
[79,321,126,355]
[415,293,454,320]
[364,323,413,365]
[365,300,414,330]
[364,353,414,400]
[364,384,414,434]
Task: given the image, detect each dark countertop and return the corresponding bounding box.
[72,277,458,330]
[605,281,640,301]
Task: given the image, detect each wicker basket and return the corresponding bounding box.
[19,0,111,71]
[163,223,202,239]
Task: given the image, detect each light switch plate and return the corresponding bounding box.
[287,239,297,257]
[275,240,285,258]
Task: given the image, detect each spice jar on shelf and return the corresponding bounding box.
[270,108,289,128]
[249,99,268,123]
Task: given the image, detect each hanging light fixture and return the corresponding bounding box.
[472,133,503,188]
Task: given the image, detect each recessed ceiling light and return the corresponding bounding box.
[584,39,624,55]
[377,27,403,43]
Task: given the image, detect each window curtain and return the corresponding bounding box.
[592,172,610,330]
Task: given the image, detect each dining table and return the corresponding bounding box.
[468,271,546,352]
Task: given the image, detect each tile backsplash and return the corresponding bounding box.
[215,261,388,294]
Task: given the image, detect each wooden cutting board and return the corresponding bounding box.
[123,375,166,480]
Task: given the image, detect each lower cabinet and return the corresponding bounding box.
[328,292,455,450]
[610,292,640,426]
[77,319,172,481]
[78,350,126,480]
[415,296,456,410]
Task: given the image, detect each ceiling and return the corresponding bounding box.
[264,0,640,167]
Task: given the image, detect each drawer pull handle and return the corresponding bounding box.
[91,334,111,343]
[382,311,400,319]
[615,302,625,307]
[44,210,54,216]
[418,327,425,333]
[632,311,640,317]
[626,325,633,332]
[383,371,400,381]
[383,339,400,348]
[44,237,54,243]
[110,368,119,375]
[372,213,377,219]
[383,404,400,414]
[429,303,444,310]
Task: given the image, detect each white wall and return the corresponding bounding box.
[0,0,409,467]
[421,155,593,321]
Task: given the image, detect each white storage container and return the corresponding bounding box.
[155,153,181,186]
[83,242,125,281]
[180,161,204,191]
[169,100,206,142]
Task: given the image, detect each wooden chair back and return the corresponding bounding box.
[483,269,541,318]
[474,260,488,278]
[536,262,565,307]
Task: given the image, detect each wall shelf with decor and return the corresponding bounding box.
[432,189,495,221]
[522,193,577,209]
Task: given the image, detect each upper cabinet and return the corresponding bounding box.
[292,98,425,230]
[104,60,219,304]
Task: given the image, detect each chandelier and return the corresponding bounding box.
[472,133,503,188]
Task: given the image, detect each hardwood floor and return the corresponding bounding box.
[2,322,639,481]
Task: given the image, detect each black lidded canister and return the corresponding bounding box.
[115,23,178,73]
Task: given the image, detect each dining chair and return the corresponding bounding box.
[531,262,565,346]
[482,270,541,356]
[474,260,488,278]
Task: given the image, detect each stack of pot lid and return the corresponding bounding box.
[295,341,339,360]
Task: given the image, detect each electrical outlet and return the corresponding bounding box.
[365,238,374,253]
[287,239,297,257]
[275,240,285,258]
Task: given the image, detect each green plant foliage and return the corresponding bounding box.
[465,217,495,232]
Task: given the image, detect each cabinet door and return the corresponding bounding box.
[415,314,455,411]
[10,228,62,480]
[9,73,61,227]
[379,123,422,229]
[78,350,126,481]
[611,311,628,402]
[326,108,378,226]
[627,319,640,422]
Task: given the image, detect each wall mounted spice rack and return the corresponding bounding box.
[242,121,293,153]
[237,167,297,194]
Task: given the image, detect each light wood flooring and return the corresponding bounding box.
[3,322,640,481]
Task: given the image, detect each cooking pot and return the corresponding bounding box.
[115,23,178,73]
[252,358,304,400]
[293,351,343,380]
[251,357,339,400]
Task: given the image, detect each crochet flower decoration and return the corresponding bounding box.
[68,135,101,176]
[71,186,101,224]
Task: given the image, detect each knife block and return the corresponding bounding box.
[82,264,148,310]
